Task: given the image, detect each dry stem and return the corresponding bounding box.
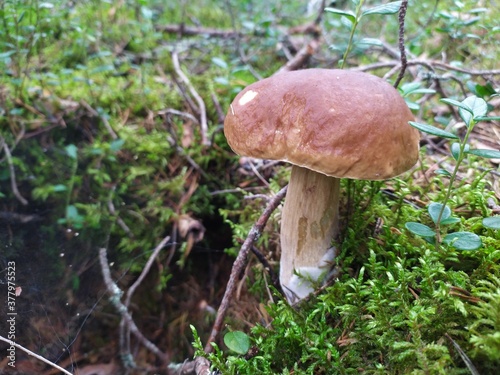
[98,247,169,365]
[393,0,409,88]
[0,335,73,375]
[0,136,28,206]
[171,51,210,147]
[203,186,288,353]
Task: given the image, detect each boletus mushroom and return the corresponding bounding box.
[224,69,420,303]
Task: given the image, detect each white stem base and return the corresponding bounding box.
[280,165,340,303]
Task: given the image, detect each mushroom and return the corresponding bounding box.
[224,69,420,303]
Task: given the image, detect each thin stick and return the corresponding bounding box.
[393,0,409,88]
[116,235,170,367]
[156,24,241,38]
[204,186,288,353]
[356,59,500,77]
[107,187,132,237]
[0,335,73,375]
[277,38,320,74]
[80,100,118,140]
[0,136,28,205]
[171,51,210,147]
[98,248,169,363]
[125,235,170,307]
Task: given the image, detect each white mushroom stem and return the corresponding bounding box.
[280,165,340,303]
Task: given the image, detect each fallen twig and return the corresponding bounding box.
[117,235,171,365]
[156,24,242,38]
[277,38,321,74]
[158,108,200,125]
[356,59,500,77]
[0,136,28,206]
[0,210,41,223]
[171,51,210,147]
[204,186,288,353]
[107,187,132,237]
[0,335,73,375]
[80,100,118,140]
[98,247,169,366]
[169,356,213,375]
[125,235,171,307]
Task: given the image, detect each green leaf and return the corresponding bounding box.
[405,222,436,237]
[483,216,500,230]
[464,96,488,118]
[224,331,250,355]
[0,50,16,59]
[435,169,452,177]
[467,149,500,159]
[440,217,461,225]
[110,139,125,153]
[443,232,482,250]
[362,1,402,16]
[405,100,419,110]
[399,82,436,96]
[65,144,78,159]
[65,205,85,228]
[474,116,500,122]
[17,11,26,23]
[459,96,487,125]
[407,88,436,95]
[357,38,384,47]
[399,82,421,94]
[474,82,496,97]
[325,8,356,22]
[51,184,67,192]
[451,143,460,161]
[409,121,459,139]
[451,143,469,160]
[428,202,451,224]
[211,57,228,69]
[90,64,115,75]
[440,98,473,114]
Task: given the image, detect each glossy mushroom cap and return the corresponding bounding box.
[224,69,420,180]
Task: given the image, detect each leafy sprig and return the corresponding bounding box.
[406,95,500,250]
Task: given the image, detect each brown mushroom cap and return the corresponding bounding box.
[224,69,420,180]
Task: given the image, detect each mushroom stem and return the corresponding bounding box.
[280,165,340,303]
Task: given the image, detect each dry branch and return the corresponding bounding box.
[0,335,73,375]
[156,24,242,38]
[117,235,171,365]
[98,247,169,366]
[80,100,118,140]
[0,136,28,206]
[171,51,210,147]
[204,186,288,353]
[356,59,500,79]
[276,38,321,74]
[171,356,212,375]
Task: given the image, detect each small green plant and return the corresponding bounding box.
[326,0,402,68]
[469,273,500,362]
[405,95,500,250]
[224,330,250,355]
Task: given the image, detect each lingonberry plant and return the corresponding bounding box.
[406,95,500,251]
